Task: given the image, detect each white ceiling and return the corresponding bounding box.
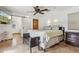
[0,6,76,16]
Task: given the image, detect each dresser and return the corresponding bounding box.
[65,30,79,47]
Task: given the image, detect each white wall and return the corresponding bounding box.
[0,24,13,39]
[0,24,12,33]
[12,16,22,33]
[22,17,32,33]
[51,11,68,30]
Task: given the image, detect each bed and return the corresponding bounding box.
[27,29,64,51]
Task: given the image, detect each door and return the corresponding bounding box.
[33,19,39,30]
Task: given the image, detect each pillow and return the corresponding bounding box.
[52,25,59,30]
[43,26,52,30]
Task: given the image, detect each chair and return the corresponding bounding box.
[23,33,40,53]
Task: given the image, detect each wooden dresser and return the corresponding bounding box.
[65,30,79,47]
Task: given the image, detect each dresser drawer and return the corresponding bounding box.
[66,32,79,47]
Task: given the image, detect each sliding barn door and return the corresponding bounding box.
[33,19,39,30]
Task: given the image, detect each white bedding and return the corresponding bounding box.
[27,30,63,49]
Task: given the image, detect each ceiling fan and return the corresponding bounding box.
[28,6,49,15]
[33,6,49,15]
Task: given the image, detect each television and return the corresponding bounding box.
[0,11,11,24]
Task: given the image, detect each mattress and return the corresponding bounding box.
[45,30,63,39]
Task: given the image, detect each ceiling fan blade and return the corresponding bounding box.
[39,12,44,14]
[33,6,39,10]
[33,7,36,9]
[33,12,37,15]
[41,9,49,11]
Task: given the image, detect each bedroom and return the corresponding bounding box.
[0,6,79,53]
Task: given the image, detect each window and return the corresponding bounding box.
[68,12,79,30]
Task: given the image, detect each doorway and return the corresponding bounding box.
[33,19,39,30]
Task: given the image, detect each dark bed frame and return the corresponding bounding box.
[23,33,40,53]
